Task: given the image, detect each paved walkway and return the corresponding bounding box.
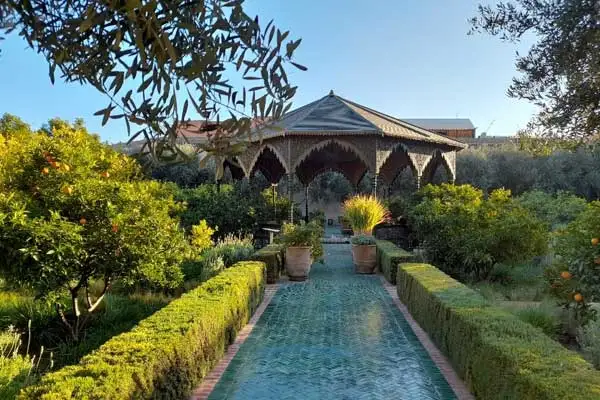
[207,244,458,399]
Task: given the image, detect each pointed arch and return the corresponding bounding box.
[247,145,289,183]
[378,143,418,185]
[292,139,373,172]
[422,150,454,185]
[247,144,290,176]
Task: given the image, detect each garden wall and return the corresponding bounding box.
[20,261,266,399]
[397,262,600,399]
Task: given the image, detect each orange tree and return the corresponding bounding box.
[0,114,190,340]
[548,202,600,325]
[408,184,548,281]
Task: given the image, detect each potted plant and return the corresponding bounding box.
[343,195,389,274]
[278,221,324,281]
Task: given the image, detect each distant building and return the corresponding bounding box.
[401,118,476,139]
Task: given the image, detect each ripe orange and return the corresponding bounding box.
[79,218,87,225]
[61,186,73,195]
[592,238,599,246]
[574,293,584,303]
[560,271,572,280]
[41,167,50,175]
[111,223,118,233]
[101,171,110,178]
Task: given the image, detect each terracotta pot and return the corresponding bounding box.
[352,244,377,274]
[285,246,313,281]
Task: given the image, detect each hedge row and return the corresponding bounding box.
[0,354,32,399]
[375,240,414,284]
[20,261,266,399]
[253,244,285,284]
[397,263,600,400]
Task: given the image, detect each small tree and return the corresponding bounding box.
[0,115,190,340]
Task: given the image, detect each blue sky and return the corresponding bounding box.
[0,0,535,143]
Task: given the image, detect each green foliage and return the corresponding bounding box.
[0,1,304,166]
[514,304,560,339]
[0,115,190,340]
[308,209,326,227]
[397,262,600,400]
[386,195,414,220]
[253,244,285,284]
[517,190,587,230]
[190,220,215,252]
[0,328,34,399]
[278,221,324,261]
[342,195,389,234]
[578,317,600,370]
[471,2,600,138]
[19,261,266,399]
[409,184,548,281]
[351,234,377,246]
[375,240,415,284]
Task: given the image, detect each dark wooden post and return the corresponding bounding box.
[287,173,294,224]
[304,184,309,223]
[372,173,379,198]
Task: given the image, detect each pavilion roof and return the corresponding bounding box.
[256,91,467,148]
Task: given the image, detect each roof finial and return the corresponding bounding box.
[329,89,334,96]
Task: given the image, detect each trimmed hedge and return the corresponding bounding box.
[253,244,285,284]
[397,263,600,400]
[20,261,266,399]
[375,240,414,284]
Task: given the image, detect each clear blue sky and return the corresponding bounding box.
[0,0,535,143]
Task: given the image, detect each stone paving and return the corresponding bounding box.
[207,244,457,399]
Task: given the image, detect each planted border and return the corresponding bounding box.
[375,240,414,284]
[20,261,266,399]
[253,244,285,284]
[397,263,600,399]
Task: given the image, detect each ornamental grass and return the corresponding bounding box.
[342,195,389,235]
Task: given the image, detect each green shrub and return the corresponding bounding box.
[20,261,266,399]
[578,317,600,369]
[0,328,34,399]
[397,262,600,399]
[375,240,414,284]
[517,190,587,229]
[253,244,285,284]
[278,221,324,261]
[408,184,548,281]
[515,304,560,339]
[351,234,377,245]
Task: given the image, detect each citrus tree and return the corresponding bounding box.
[0,114,190,340]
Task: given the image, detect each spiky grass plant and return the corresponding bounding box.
[343,195,389,235]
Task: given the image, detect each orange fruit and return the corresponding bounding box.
[592,238,599,246]
[111,223,118,233]
[560,271,572,280]
[79,218,87,225]
[101,171,110,179]
[41,167,50,175]
[61,186,73,195]
[574,293,584,303]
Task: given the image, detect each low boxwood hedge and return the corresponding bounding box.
[1,355,32,398]
[20,261,266,399]
[397,263,600,400]
[253,244,285,284]
[375,240,414,284]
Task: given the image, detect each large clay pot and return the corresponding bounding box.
[285,246,313,281]
[352,244,377,274]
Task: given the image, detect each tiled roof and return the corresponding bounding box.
[401,118,475,131]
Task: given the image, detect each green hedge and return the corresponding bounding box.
[375,240,414,284]
[20,261,266,399]
[397,263,600,400]
[1,355,32,399]
[253,244,285,284]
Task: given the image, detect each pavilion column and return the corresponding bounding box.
[304,185,309,223]
[287,173,294,223]
[416,173,422,190]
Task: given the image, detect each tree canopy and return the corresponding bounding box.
[471,0,600,138]
[0,0,304,169]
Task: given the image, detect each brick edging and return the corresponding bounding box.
[189,284,280,400]
[381,277,474,400]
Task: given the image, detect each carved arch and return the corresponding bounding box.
[247,144,290,177]
[422,150,455,184]
[292,139,373,172]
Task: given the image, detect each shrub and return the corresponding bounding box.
[0,328,34,399]
[278,221,324,261]
[408,184,548,281]
[190,220,215,252]
[0,116,190,340]
[253,244,285,284]
[514,304,560,339]
[578,317,600,369]
[20,261,266,399]
[396,262,600,399]
[517,190,587,229]
[342,195,389,234]
[375,240,415,284]
[350,234,376,245]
